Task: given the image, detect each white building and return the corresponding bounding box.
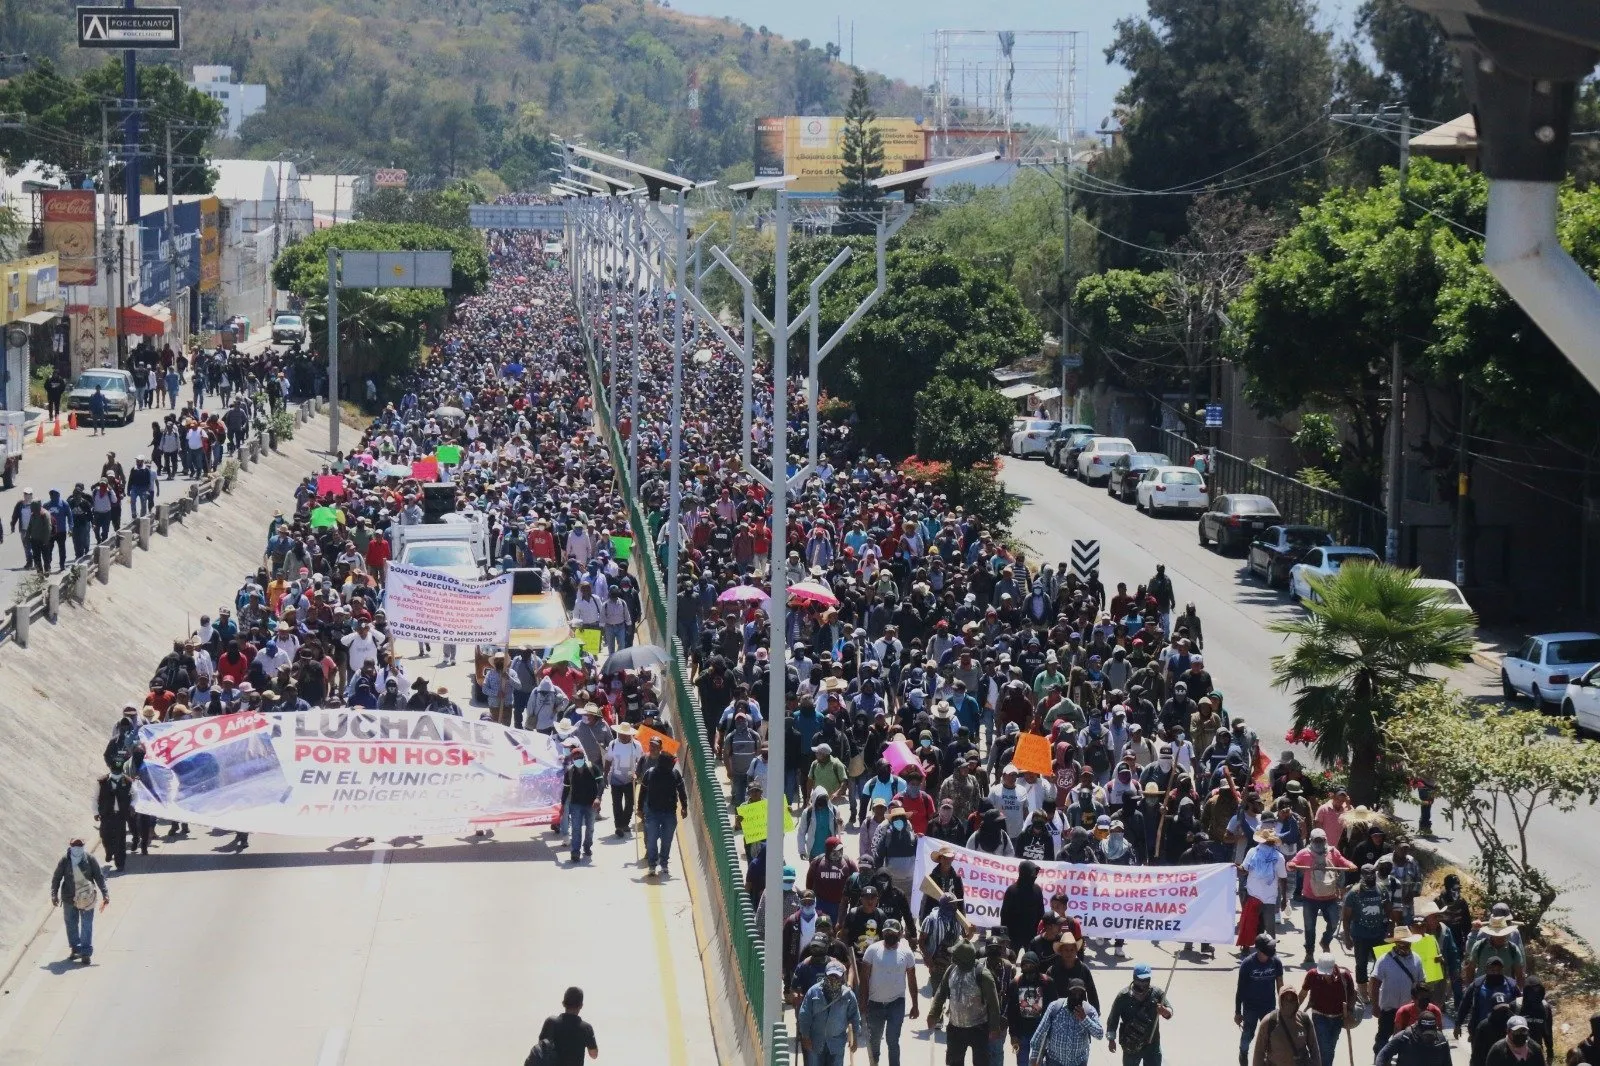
[188,65,267,138]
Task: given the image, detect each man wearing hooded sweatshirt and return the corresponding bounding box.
[1002,860,1047,949]
[50,838,110,963]
[798,959,866,1066]
[638,749,687,877]
[95,757,135,871]
[928,941,1002,1065]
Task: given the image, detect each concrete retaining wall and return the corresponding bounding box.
[0,415,330,978]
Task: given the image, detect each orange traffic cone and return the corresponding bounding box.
[52,417,61,436]
[68,411,77,430]
[35,423,44,444]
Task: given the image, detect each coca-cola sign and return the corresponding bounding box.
[40,190,97,285]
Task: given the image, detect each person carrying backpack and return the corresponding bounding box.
[49,838,110,963]
[928,941,1002,1064]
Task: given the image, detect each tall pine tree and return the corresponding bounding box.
[837,69,885,230]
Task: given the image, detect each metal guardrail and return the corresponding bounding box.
[0,399,324,649]
[578,332,777,1061]
[1140,426,1389,552]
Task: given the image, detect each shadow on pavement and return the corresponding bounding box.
[123,838,561,873]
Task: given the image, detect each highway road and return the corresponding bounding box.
[1000,455,1600,947]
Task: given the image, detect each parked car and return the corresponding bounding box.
[1054,431,1101,474]
[1246,525,1334,588]
[1076,436,1136,484]
[1198,493,1282,554]
[1412,578,1474,619]
[1287,546,1381,603]
[1107,452,1171,502]
[271,312,307,345]
[1045,423,1095,466]
[1135,466,1209,516]
[1010,418,1061,459]
[1562,664,1600,733]
[1502,631,1600,709]
[66,368,136,426]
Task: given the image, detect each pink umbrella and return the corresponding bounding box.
[717,584,769,604]
[788,580,840,608]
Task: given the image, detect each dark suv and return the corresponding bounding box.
[1106,452,1171,502]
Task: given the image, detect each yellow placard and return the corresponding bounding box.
[736,798,797,844]
[1372,935,1444,983]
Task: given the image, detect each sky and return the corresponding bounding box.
[671,0,1356,132]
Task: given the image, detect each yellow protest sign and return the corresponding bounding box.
[736,798,796,844]
[1372,935,1444,983]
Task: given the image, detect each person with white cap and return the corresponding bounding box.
[796,958,864,1066]
[1297,951,1356,1066]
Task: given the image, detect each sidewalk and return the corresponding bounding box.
[0,330,280,604]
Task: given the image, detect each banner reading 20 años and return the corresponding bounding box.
[131,710,566,837]
[910,838,1238,943]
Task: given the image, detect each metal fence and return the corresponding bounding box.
[0,399,321,649]
[1141,426,1389,552]
[577,329,777,1064]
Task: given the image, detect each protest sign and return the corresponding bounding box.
[411,458,440,481]
[636,724,678,756]
[132,710,565,837]
[1373,937,1444,983]
[436,443,463,466]
[882,740,917,776]
[308,505,339,529]
[909,838,1237,943]
[383,562,513,645]
[315,474,346,498]
[610,534,633,561]
[1011,733,1053,776]
[576,627,603,656]
[735,798,796,844]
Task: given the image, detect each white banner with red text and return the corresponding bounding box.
[382,561,514,646]
[909,837,1238,943]
[131,710,566,837]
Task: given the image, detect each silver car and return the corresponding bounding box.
[66,369,136,425]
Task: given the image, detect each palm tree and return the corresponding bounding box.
[1270,564,1475,805]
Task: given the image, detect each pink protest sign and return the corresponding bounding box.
[883,740,917,776]
[411,458,440,481]
[316,474,346,498]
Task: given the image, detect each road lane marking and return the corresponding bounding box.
[316,1026,346,1066]
[364,846,390,896]
[639,830,690,1066]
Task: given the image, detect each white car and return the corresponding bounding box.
[1412,578,1474,619]
[1134,466,1208,515]
[1563,664,1600,733]
[1502,631,1600,709]
[1287,546,1381,603]
[1076,436,1135,484]
[271,313,307,345]
[1010,419,1061,459]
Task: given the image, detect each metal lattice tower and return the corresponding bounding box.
[925,29,1085,161]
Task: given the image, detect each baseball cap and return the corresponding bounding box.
[1132,963,1153,980]
[1508,1015,1529,1032]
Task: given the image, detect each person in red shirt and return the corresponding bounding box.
[804,836,856,924]
[527,520,556,561]
[545,660,583,699]
[364,532,391,584]
[216,641,250,686]
[892,765,936,834]
[1297,953,1359,1062]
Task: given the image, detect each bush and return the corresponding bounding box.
[817,394,853,423]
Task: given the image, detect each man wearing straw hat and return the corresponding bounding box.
[1370,930,1428,1055]
[1465,913,1526,985]
[1241,825,1288,941]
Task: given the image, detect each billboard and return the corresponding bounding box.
[139,200,202,305]
[199,196,221,292]
[40,190,98,286]
[753,115,928,195]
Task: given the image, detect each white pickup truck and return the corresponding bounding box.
[390,513,490,582]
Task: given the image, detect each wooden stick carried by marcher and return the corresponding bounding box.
[1162,947,1181,995]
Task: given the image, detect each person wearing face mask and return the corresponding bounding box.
[1252,986,1320,1066]
[1342,863,1392,986]
[1286,827,1357,968]
[1029,976,1103,1066]
[1370,932,1427,1056]
[1376,1011,1454,1066]
[877,807,919,899]
[928,941,1003,1065]
[50,838,110,964]
[1485,1014,1546,1066]
[1001,860,1047,949]
[559,742,603,865]
[94,756,135,872]
[1106,962,1173,1064]
[860,919,919,1066]
[797,959,866,1066]
[807,836,858,925]
[783,889,823,978]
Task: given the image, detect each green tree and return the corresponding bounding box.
[1097,0,1333,258]
[836,69,885,226]
[1386,685,1600,932]
[1270,563,1475,805]
[273,221,488,299]
[763,236,1039,457]
[913,366,1012,468]
[1072,268,1180,391]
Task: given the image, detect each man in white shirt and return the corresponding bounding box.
[566,522,593,567]
[989,765,1029,838]
[604,723,645,834]
[571,581,603,630]
[340,620,386,676]
[860,919,919,1066]
[600,588,634,653]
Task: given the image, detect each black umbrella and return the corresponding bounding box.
[601,643,669,674]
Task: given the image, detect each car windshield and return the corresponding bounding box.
[1069,433,1098,447]
[1285,529,1333,547]
[75,373,124,392]
[1326,551,1376,571]
[1131,453,1170,468]
[1099,441,1134,454]
[1548,638,1600,665]
[1162,470,1204,485]
[276,315,302,326]
[1025,420,1057,433]
[510,599,567,632]
[1231,497,1279,515]
[403,543,476,569]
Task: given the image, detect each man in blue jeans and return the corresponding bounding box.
[562,748,602,864]
[1235,934,1283,1066]
[859,919,918,1066]
[50,838,110,964]
[1286,827,1357,967]
[639,749,688,877]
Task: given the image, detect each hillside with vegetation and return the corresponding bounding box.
[1,0,922,188]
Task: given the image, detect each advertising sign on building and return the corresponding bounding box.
[139,201,202,305]
[373,168,409,188]
[40,191,97,286]
[753,116,929,195]
[198,196,221,292]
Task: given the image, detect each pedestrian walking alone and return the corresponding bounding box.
[49,838,109,964]
[526,985,598,1064]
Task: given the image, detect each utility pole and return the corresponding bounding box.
[1454,376,1469,587]
[121,0,141,223]
[1060,149,1073,423]
[327,247,340,453]
[1331,104,1411,564]
[165,125,178,341]
[102,104,119,369]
